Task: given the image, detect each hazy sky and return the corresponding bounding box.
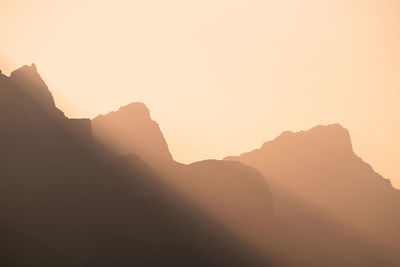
[1,0,399,188]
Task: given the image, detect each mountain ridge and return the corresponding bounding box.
[2,63,399,266]
[9,63,65,119]
[0,64,269,266]
[92,102,173,162]
[225,123,400,251]
[225,123,396,190]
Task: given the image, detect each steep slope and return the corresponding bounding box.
[1,69,57,123]
[92,103,173,162]
[0,65,269,267]
[225,124,400,250]
[9,63,65,119]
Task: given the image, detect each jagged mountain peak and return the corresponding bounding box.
[92,102,173,162]
[9,63,64,119]
[0,64,65,121]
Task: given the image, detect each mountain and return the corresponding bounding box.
[1,65,62,123]
[91,101,276,236]
[91,102,277,259]
[9,63,65,119]
[92,102,399,266]
[0,65,270,267]
[92,103,173,162]
[225,124,400,251]
[2,63,400,266]
[153,159,275,246]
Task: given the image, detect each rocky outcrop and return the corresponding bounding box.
[0,64,91,142]
[92,103,173,162]
[10,64,65,119]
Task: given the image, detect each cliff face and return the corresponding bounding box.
[10,64,65,119]
[225,124,400,248]
[0,64,91,143]
[92,103,173,163]
[1,70,50,123]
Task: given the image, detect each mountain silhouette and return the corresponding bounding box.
[0,65,270,267]
[225,124,400,252]
[2,63,400,266]
[9,63,65,119]
[93,102,173,162]
[1,66,63,123]
[92,101,399,266]
[91,102,278,260]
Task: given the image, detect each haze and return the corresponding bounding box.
[1,0,399,187]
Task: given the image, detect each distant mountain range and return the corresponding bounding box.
[1,64,399,266]
[225,124,400,249]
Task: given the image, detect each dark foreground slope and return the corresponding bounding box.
[93,102,399,266]
[0,65,269,267]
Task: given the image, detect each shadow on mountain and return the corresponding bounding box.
[0,65,271,266]
[93,101,400,266]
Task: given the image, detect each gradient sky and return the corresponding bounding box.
[1,0,399,188]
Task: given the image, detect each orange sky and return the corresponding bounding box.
[1,0,399,188]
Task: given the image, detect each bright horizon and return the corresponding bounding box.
[1,0,399,188]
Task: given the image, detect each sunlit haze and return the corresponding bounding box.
[1,0,399,187]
